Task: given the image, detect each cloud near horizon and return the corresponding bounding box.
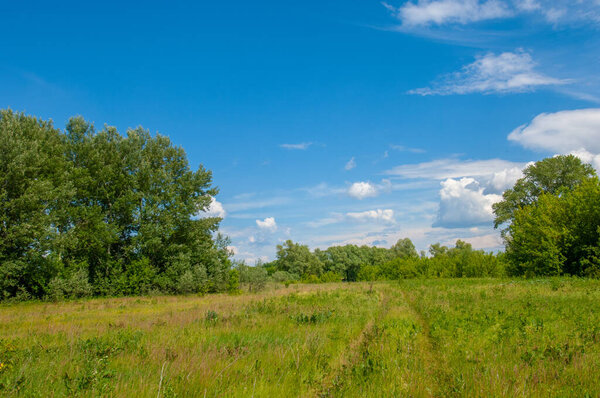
[434,177,502,228]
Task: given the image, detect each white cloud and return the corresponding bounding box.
[256,217,278,232]
[390,144,426,153]
[387,0,600,26]
[508,108,600,154]
[570,149,600,172]
[225,196,290,212]
[385,157,524,180]
[348,182,378,199]
[461,233,503,249]
[200,197,226,218]
[410,50,569,96]
[388,0,511,26]
[484,166,525,193]
[280,142,312,150]
[345,157,356,170]
[347,209,396,223]
[434,177,502,228]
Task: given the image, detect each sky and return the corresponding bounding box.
[2,0,600,263]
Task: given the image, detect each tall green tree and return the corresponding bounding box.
[0,110,232,299]
[493,155,595,229]
[275,240,323,278]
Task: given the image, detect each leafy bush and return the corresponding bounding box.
[270,271,299,283]
[238,264,268,292]
[47,269,93,301]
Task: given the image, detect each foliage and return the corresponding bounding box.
[275,240,324,277]
[3,280,600,396]
[506,177,600,276]
[0,109,233,300]
[236,263,269,292]
[493,155,595,230]
[269,237,504,282]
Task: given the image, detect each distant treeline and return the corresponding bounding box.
[260,155,600,282]
[0,110,233,300]
[2,109,600,300]
[258,238,506,283]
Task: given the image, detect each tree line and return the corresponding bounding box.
[260,155,600,282]
[0,110,233,300]
[2,109,599,300]
[258,238,506,283]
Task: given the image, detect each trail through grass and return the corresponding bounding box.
[1,279,600,396]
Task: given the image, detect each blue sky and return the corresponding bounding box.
[3,0,600,262]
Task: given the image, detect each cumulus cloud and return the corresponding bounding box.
[434,177,502,228]
[410,50,569,96]
[200,197,226,218]
[345,157,356,170]
[348,182,378,199]
[508,108,600,154]
[280,142,312,150]
[484,166,525,194]
[256,217,277,232]
[347,209,395,223]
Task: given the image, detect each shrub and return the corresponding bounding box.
[227,269,240,293]
[271,271,299,283]
[47,268,93,301]
[238,264,268,292]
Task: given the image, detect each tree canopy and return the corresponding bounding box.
[0,109,232,300]
[493,155,596,229]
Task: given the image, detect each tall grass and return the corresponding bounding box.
[1,279,599,396]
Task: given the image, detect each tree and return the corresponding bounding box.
[505,177,600,277]
[0,110,233,299]
[275,240,323,278]
[391,238,418,259]
[493,155,595,230]
[0,110,71,299]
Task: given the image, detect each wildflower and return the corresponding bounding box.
[0,362,5,372]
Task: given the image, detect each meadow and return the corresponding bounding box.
[1,279,600,397]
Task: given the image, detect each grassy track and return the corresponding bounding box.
[1,279,600,396]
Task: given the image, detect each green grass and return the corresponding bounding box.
[1,279,600,396]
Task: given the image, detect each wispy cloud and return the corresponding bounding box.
[390,144,426,154]
[224,196,291,212]
[384,157,524,180]
[385,0,600,27]
[347,209,395,223]
[306,209,396,228]
[345,157,357,170]
[385,0,511,27]
[280,142,312,150]
[409,50,569,96]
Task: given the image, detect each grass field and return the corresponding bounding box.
[1,279,600,397]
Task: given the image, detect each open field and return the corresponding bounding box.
[1,279,600,397]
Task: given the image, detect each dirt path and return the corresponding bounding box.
[400,288,457,397]
[307,288,391,398]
